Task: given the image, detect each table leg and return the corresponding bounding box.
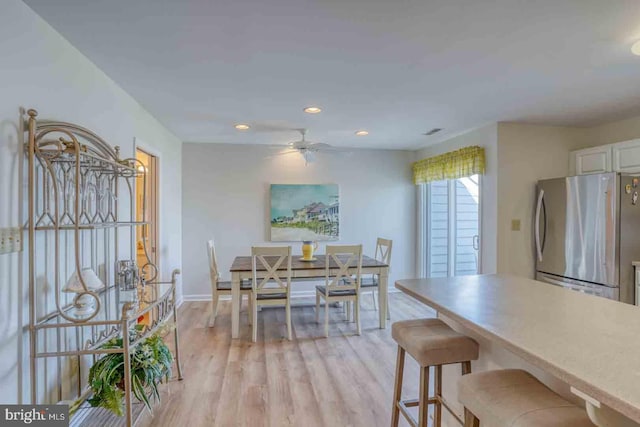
[231,272,241,339]
[379,268,389,329]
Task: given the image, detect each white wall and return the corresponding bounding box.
[415,123,588,279]
[0,0,182,404]
[586,115,640,147]
[415,124,499,275]
[181,143,415,298]
[496,123,586,276]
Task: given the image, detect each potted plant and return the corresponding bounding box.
[86,326,174,416]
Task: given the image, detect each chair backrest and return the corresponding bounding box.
[375,237,393,266]
[251,246,292,296]
[325,244,363,291]
[207,239,220,286]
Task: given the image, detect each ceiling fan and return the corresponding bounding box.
[269,129,341,165]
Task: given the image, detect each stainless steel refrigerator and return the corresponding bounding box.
[535,172,640,304]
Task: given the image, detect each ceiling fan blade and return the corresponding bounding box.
[307,142,352,152]
[265,149,299,159]
[264,143,293,148]
[308,142,333,150]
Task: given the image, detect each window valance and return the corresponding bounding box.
[412,145,485,184]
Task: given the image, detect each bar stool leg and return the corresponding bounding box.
[434,365,442,426]
[463,409,479,427]
[461,361,478,427]
[418,365,430,427]
[390,346,405,427]
[461,360,471,375]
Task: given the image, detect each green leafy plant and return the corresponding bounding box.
[87,327,173,416]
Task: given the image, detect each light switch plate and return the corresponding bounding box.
[511,219,521,231]
[0,228,23,254]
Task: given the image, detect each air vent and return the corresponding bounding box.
[423,128,442,136]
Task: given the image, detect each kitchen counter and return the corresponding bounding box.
[396,274,640,425]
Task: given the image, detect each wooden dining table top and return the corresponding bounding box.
[229,254,388,272]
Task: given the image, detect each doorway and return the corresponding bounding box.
[425,174,481,277]
[135,147,159,279]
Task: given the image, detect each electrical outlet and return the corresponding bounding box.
[511,219,521,231]
[0,228,23,254]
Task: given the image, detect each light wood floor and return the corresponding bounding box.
[142,292,436,427]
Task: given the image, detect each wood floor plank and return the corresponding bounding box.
[140,293,435,427]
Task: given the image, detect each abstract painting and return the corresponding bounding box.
[270,184,339,241]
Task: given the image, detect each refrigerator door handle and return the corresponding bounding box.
[535,189,545,262]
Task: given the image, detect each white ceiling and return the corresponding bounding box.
[24,0,640,150]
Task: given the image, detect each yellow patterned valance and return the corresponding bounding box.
[413,145,485,184]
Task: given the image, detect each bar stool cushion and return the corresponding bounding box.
[458,369,595,427]
[391,318,479,367]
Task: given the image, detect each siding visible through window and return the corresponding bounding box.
[426,175,480,277]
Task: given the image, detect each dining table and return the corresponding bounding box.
[229,254,390,339]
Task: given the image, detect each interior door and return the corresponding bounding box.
[135,148,159,275]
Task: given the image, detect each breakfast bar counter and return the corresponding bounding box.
[396,274,640,426]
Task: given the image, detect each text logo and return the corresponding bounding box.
[0,405,68,427]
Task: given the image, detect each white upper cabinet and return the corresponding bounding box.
[571,146,612,175]
[612,139,640,174]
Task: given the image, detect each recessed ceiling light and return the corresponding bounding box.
[303,106,322,114]
[632,40,640,56]
[355,130,369,136]
[234,124,250,130]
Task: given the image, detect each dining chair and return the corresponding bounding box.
[361,237,392,319]
[251,246,293,342]
[207,239,252,327]
[316,244,363,337]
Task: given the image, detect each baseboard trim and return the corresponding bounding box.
[182,287,401,302]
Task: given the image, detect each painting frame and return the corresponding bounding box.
[270,184,340,242]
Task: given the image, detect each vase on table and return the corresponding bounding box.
[301,241,318,260]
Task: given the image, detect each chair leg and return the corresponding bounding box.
[355,297,361,335]
[352,301,356,322]
[324,298,330,338]
[315,292,320,323]
[390,346,405,427]
[286,300,292,341]
[209,289,219,327]
[252,297,258,343]
[434,365,443,426]
[372,290,377,310]
[247,294,253,326]
[464,409,480,427]
[418,365,430,427]
[346,299,352,321]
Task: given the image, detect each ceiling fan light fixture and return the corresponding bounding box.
[234,124,250,130]
[632,40,640,56]
[355,130,369,136]
[303,106,322,114]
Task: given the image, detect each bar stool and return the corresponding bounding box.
[458,369,596,427]
[391,318,479,427]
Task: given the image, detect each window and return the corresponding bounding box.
[425,175,480,277]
